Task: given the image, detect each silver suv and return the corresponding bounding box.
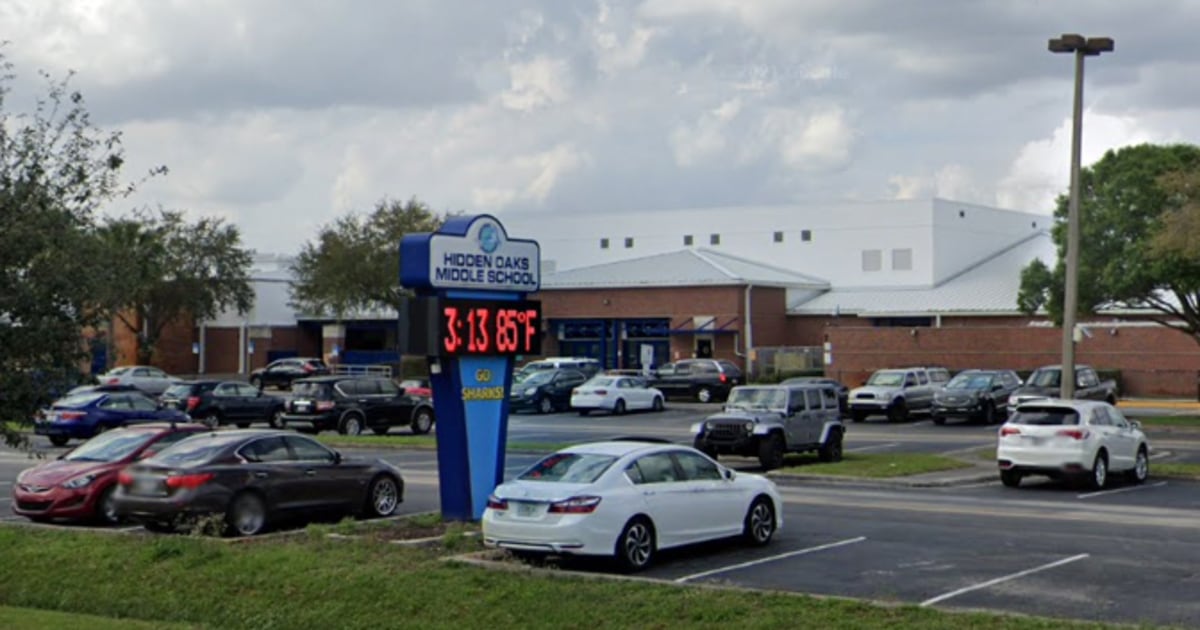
[691,383,845,471]
[848,367,943,422]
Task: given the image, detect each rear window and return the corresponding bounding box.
[292,382,333,399]
[146,434,240,468]
[1009,408,1080,426]
[518,453,617,483]
[56,393,104,408]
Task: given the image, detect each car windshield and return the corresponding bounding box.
[64,430,158,462]
[946,374,992,390]
[55,393,104,408]
[868,372,904,387]
[291,382,331,399]
[1009,408,1080,425]
[105,367,133,376]
[518,453,617,483]
[162,384,193,398]
[725,387,787,410]
[1028,369,1061,387]
[145,434,235,468]
[517,372,553,386]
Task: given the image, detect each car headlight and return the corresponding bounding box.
[523,388,537,396]
[705,421,714,431]
[61,473,98,489]
[1007,395,1019,406]
[743,421,754,432]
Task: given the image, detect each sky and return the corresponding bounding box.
[3,0,1198,256]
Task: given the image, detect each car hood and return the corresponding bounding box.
[851,385,901,397]
[492,480,594,503]
[708,410,782,422]
[18,460,118,486]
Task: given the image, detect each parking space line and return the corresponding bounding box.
[0,481,11,486]
[1077,481,1167,500]
[846,443,898,453]
[920,553,1090,607]
[674,536,867,583]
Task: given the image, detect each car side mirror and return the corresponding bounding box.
[722,468,736,481]
[1129,420,1142,431]
[333,450,343,464]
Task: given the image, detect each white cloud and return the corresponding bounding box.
[670,98,741,167]
[888,175,928,200]
[500,57,574,111]
[765,106,856,173]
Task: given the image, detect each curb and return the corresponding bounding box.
[767,468,998,489]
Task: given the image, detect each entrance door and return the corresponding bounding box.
[695,338,713,358]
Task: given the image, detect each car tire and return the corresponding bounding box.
[268,409,283,429]
[1127,447,1149,484]
[202,413,221,429]
[757,433,786,471]
[94,485,121,526]
[887,399,908,423]
[372,427,389,436]
[410,408,434,435]
[931,415,946,426]
[982,401,996,425]
[339,413,364,436]
[364,475,401,518]
[235,422,251,429]
[817,430,843,463]
[143,520,176,534]
[613,399,626,416]
[742,496,776,546]
[652,396,664,412]
[1089,451,1109,490]
[225,492,268,537]
[1000,470,1022,488]
[614,517,655,573]
[695,387,713,404]
[48,435,69,447]
[537,397,554,414]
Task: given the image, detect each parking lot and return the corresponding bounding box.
[5,401,1200,627]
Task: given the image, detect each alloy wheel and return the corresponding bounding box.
[343,416,363,436]
[748,500,775,544]
[622,521,653,569]
[1134,450,1149,483]
[230,494,266,536]
[1093,454,1108,489]
[371,477,399,516]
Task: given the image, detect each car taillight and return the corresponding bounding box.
[117,471,133,486]
[58,411,86,421]
[107,378,120,385]
[186,396,201,411]
[316,401,335,411]
[165,473,214,490]
[999,426,1021,436]
[302,363,315,373]
[548,496,602,514]
[719,374,728,383]
[486,495,508,511]
[1056,429,1089,440]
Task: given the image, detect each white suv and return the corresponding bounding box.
[517,357,601,378]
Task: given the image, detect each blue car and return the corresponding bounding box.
[34,390,190,447]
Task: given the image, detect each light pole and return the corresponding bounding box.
[1048,33,1113,399]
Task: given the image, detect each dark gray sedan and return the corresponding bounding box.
[113,430,403,535]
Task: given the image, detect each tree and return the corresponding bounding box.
[1018,143,1200,343]
[95,208,255,364]
[290,197,448,317]
[0,53,158,447]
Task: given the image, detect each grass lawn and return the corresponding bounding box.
[1152,462,1200,480]
[0,605,200,630]
[0,524,1117,630]
[315,433,569,452]
[1129,416,1200,429]
[776,453,973,478]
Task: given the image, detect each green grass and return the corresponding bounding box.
[0,525,1117,630]
[1128,416,1200,428]
[0,605,201,630]
[315,434,569,452]
[777,453,973,478]
[1152,462,1200,480]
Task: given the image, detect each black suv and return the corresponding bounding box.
[161,380,287,429]
[650,359,743,403]
[279,376,435,436]
[509,368,589,414]
[249,357,329,390]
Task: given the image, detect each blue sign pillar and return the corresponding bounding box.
[399,215,541,521]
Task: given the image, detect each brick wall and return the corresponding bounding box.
[109,313,197,374]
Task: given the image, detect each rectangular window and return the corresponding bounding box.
[710,233,720,245]
[683,234,694,246]
[624,237,634,248]
[773,231,784,243]
[600,238,609,249]
[801,229,812,242]
[892,248,913,271]
[862,249,882,272]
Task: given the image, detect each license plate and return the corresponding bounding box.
[1022,436,1044,445]
[293,400,311,411]
[516,502,540,517]
[133,478,164,495]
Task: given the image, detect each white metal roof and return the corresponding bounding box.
[788,231,1056,316]
[542,248,830,290]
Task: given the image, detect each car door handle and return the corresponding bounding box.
[305,469,317,476]
[253,472,268,479]
[642,490,656,496]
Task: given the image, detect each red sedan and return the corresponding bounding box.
[12,423,208,524]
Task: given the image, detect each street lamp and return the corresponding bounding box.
[1048,33,1113,399]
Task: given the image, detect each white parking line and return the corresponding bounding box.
[0,481,12,486]
[846,443,898,453]
[674,536,867,583]
[1077,481,1167,500]
[920,553,1090,607]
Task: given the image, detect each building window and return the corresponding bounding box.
[683,234,694,246]
[801,229,812,242]
[958,210,966,218]
[624,237,634,248]
[600,238,609,249]
[862,249,882,272]
[892,248,913,271]
[773,231,784,243]
[710,233,720,245]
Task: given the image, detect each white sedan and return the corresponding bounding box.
[97,365,182,397]
[996,399,1150,489]
[570,375,665,416]
[482,440,782,572]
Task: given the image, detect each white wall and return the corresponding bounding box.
[930,198,1048,283]
[206,255,299,327]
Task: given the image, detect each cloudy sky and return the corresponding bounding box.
[4,0,1197,255]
